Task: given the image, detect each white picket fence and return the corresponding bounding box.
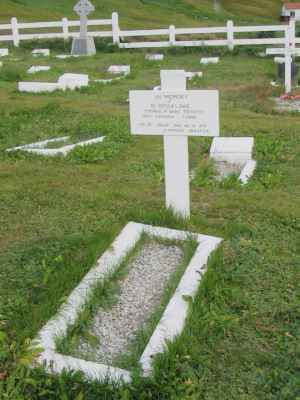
[0,12,120,46]
[0,12,298,51]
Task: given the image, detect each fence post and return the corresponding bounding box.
[227,20,234,51]
[289,16,296,49]
[169,25,176,46]
[112,12,120,45]
[62,17,69,41]
[11,17,19,47]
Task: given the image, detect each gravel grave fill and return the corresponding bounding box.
[77,241,183,365]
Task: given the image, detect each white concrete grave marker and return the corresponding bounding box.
[72,0,96,55]
[32,49,50,57]
[266,47,300,93]
[200,57,219,65]
[27,66,51,74]
[130,70,219,218]
[0,49,9,57]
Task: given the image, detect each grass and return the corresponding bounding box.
[0,10,299,400]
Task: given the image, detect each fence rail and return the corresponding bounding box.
[0,12,297,51]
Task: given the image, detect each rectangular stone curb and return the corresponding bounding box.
[33,222,222,383]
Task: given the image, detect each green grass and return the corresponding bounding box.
[0,3,300,398]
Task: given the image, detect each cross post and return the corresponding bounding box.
[266,46,300,93]
[129,70,219,219]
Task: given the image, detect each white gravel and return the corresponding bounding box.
[78,241,183,364]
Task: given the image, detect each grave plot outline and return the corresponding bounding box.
[7,136,105,157]
[32,222,222,383]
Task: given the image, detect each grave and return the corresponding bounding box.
[32,222,222,382]
[56,55,80,59]
[185,71,203,80]
[71,0,96,56]
[130,69,219,218]
[27,66,51,74]
[210,137,256,184]
[32,49,50,57]
[18,82,60,93]
[0,48,9,57]
[266,46,300,93]
[58,73,89,90]
[7,136,105,156]
[19,73,89,93]
[200,57,219,64]
[108,65,131,75]
[145,54,164,61]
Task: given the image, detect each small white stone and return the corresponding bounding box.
[274,57,285,64]
[27,66,51,74]
[185,71,203,80]
[32,49,50,57]
[0,48,9,57]
[200,57,219,64]
[107,65,130,75]
[145,54,164,61]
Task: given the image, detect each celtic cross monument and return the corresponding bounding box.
[71,0,96,56]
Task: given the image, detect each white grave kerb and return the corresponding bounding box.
[129,70,219,218]
[266,46,300,93]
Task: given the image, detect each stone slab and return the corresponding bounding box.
[185,71,203,80]
[32,49,50,57]
[58,73,89,90]
[0,48,9,57]
[210,137,254,165]
[145,54,164,61]
[107,65,131,75]
[71,37,96,56]
[27,66,51,74]
[200,57,219,64]
[18,82,60,93]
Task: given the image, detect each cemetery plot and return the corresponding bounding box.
[7,135,105,156]
[27,66,51,74]
[209,137,256,184]
[200,57,219,64]
[33,222,222,383]
[32,49,50,57]
[18,73,89,93]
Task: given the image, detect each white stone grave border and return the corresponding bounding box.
[18,73,89,93]
[0,48,9,57]
[32,222,222,383]
[200,57,219,64]
[7,135,105,156]
[27,66,51,74]
[32,49,50,57]
[107,65,131,75]
[145,53,164,61]
[210,137,257,185]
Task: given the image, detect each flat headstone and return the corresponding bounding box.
[200,57,219,64]
[210,137,254,165]
[58,73,89,90]
[18,82,60,93]
[145,54,164,61]
[27,66,51,74]
[108,65,131,75]
[274,57,285,64]
[32,49,50,57]
[56,55,80,59]
[185,71,203,80]
[0,48,9,57]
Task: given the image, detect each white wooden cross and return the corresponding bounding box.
[74,0,95,39]
[129,70,219,219]
[266,46,300,93]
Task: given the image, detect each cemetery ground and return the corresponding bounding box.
[0,43,299,399]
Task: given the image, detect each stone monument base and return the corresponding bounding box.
[71,37,96,56]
